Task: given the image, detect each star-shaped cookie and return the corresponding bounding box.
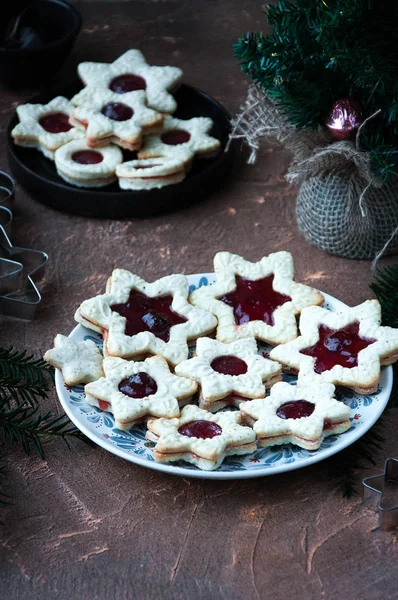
[189,251,324,345]
[138,115,221,163]
[146,404,257,471]
[11,96,84,159]
[44,334,103,386]
[85,355,197,429]
[72,49,183,113]
[75,269,217,366]
[240,381,351,450]
[70,90,163,151]
[269,300,398,393]
[175,337,282,412]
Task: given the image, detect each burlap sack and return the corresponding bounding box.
[296,175,398,259]
[229,85,398,260]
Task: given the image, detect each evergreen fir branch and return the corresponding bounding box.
[0,402,92,459]
[370,265,398,328]
[0,347,54,406]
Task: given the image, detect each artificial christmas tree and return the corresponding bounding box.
[233,0,398,258]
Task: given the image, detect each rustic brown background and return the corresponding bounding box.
[1,2,397,599]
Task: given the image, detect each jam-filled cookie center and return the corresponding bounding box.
[178,420,222,439]
[111,290,187,342]
[210,355,248,376]
[109,74,147,93]
[39,112,73,133]
[161,130,191,145]
[300,322,376,374]
[219,274,292,326]
[101,102,134,121]
[72,150,104,165]
[276,400,315,420]
[118,372,158,398]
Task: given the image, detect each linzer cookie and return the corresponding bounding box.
[85,355,197,430]
[70,90,163,151]
[116,157,187,190]
[270,300,398,393]
[138,115,221,162]
[72,49,183,114]
[240,381,351,451]
[146,404,257,470]
[44,334,104,386]
[11,96,84,159]
[75,269,217,366]
[189,251,324,345]
[55,140,123,188]
[175,337,281,412]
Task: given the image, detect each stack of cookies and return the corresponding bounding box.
[44,251,398,470]
[11,50,221,190]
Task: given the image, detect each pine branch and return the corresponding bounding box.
[0,347,54,407]
[0,402,91,459]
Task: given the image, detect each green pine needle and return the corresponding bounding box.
[0,346,93,505]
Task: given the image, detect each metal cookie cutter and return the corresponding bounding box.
[363,458,398,530]
[0,171,48,320]
[0,170,15,210]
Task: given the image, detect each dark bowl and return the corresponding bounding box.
[7,82,234,218]
[0,0,81,88]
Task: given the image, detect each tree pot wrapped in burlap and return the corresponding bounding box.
[296,175,398,259]
[229,86,398,260]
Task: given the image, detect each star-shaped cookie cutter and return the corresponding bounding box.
[363,458,398,530]
[0,171,48,319]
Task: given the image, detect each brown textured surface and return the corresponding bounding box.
[1,2,397,599]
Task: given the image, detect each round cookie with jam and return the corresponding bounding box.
[55,140,123,188]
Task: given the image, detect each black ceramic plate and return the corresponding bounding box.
[7,82,232,218]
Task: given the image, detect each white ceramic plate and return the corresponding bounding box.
[56,273,393,480]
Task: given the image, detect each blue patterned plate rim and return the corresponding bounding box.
[55,273,393,480]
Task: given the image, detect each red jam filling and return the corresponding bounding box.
[39,112,73,133]
[161,130,191,145]
[210,355,248,376]
[276,400,315,420]
[111,290,187,342]
[109,73,147,93]
[98,400,111,411]
[72,150,103,165]
[178,420,222,439]
[101,102,133,121]
[300,322,376,374]
[219,275,292,326]
[118,372,158,398]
